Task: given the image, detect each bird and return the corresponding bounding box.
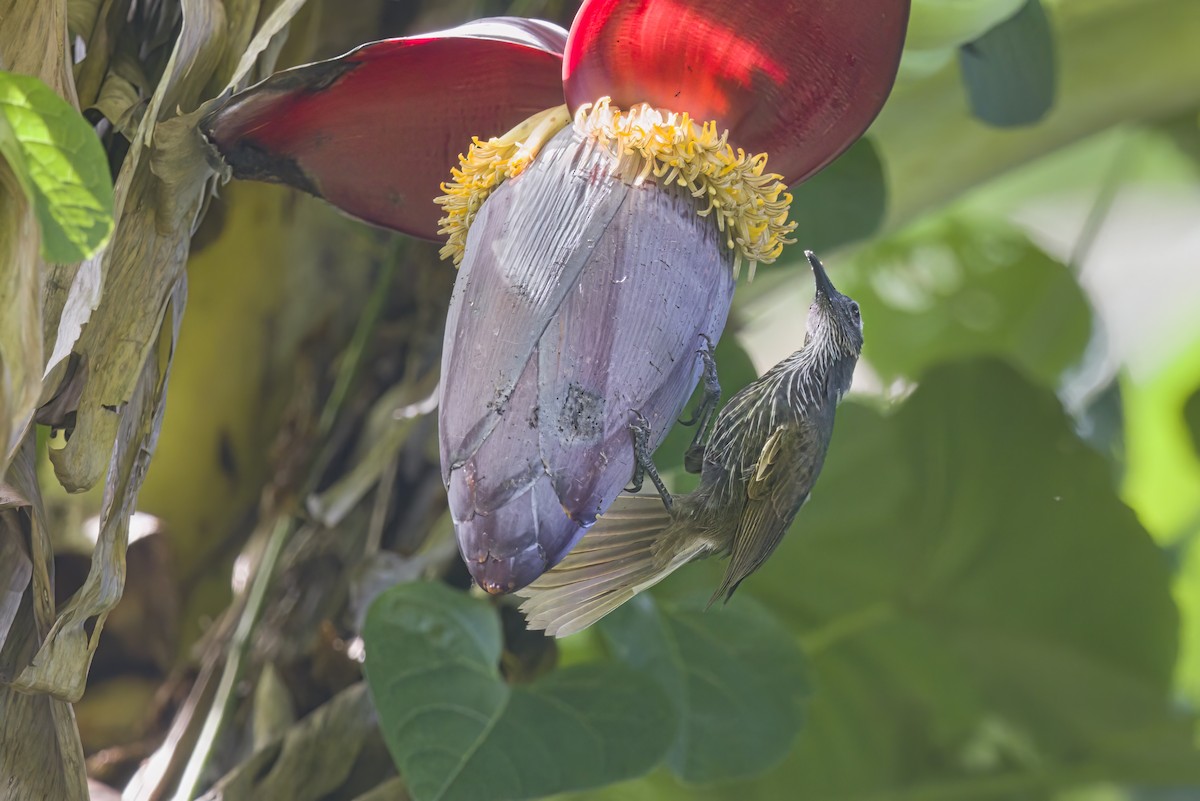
[517,251,864,637]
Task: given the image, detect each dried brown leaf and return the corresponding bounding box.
[92,69,142,137]
[0,163,42,466]
[348,778,410,801]
[49,0,225,492]
[41,256,104,394]
[307,378,438,528]
[1,0,97,470]
[0,683,89,801]
[0,0,78,100]
[220,0,311,92]
[0,517,33,648]
[20,280,183,701]
[197,684,378,801]
[0,437,88,801]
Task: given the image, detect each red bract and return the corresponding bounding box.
[564,0,909,184]
[202,2,908,234]
[202,18,567,239]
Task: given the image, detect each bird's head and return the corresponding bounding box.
[805,250,864,359]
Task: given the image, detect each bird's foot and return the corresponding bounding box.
[625,411,673,510]
[678,335,721,473]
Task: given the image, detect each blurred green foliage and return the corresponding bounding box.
[845,215,1091,387]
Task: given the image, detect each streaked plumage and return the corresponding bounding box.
[519,252,863,636]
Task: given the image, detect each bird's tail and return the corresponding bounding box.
[518,495,702,637]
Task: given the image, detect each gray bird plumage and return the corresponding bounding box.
[518,252,864,636]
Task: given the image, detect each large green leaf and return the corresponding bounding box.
[842,216,1090,387]
[599,593,809,784]
[759,359,1194,796]
[0,71,113,263]
[567,359,1195,800]
[363,582,675,801]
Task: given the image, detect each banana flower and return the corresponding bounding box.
[201,0,909,592]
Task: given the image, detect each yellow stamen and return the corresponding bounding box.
[435,105,572,265]
[575,98,796,280]
[434,98,797,280]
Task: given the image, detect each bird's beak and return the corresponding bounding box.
[806,250,837,303]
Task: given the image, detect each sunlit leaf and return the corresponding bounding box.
[0,71,113,263]
[1183,385,1200,459]
[1123,336,1200,541]
[363,582,675,801]
[1120,335,1200,707]
[599,593,809,783]
[1175,535,1200,708]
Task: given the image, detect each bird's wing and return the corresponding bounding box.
[518,495,704,637]
[711,420,820,603]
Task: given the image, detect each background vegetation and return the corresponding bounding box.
[1,0,1199,799]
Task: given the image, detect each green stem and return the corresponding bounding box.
[800,601,896,655]
[316,240,401,439]
[1066,129,1134,272]
[169,516,292,801]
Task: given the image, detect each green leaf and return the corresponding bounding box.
[363,583,675,801]
[1183,385,1200,460]
[570,360,1197,800]
[1120,334,1200,707]
[843,215,1090,387]
[599,594,809,784]
[0,70,114,263]
[753,360,1196,795]
[958,0,1057,127]
[788,137,887,253]
[1123,335,1200,541]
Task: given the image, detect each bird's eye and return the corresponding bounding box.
[849,302,860,319]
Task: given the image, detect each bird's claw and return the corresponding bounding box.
[626,411,650,493]
[625,410,673,509]
[678,339,721,467]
